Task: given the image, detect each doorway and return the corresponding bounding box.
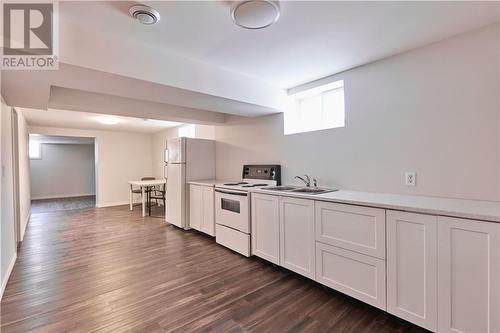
[29,134,97,213]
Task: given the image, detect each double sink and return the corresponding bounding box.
[262,185,338,195]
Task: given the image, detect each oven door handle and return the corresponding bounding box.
[215,189,248,197]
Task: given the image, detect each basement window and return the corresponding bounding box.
[284,80,345,135]
[29,141,41,159]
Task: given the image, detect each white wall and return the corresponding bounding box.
[1,96,17,299]
[152,124,215,179]
[16,110,30,240]
[215,24,500,201]
[28,126,153,207]
[30,143,96,200]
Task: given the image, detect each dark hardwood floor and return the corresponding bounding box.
[1,205,428,333]
[31,196,96,214]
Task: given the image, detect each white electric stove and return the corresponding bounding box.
[214,165,281,256]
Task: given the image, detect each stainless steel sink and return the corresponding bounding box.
[262,186,337,195]
[263,186,300,191]
[290,187,337,194]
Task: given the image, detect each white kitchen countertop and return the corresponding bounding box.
[188,179,232,186]
[251,188,500,223]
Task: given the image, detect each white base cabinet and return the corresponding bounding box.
[437,216,500,333]
[189,184,215,236]
[189,184,202,231]
[280,197,315,279]
[316,241,386,310]
[250,192,499,333]
[251,193,280,264]
[386,211,437,331]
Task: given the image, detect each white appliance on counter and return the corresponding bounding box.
[215,165,281,257]
[166,137,215,229]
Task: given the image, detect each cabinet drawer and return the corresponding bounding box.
[315,201,386,259]
[316,242,386,310]
[216,224,250,257]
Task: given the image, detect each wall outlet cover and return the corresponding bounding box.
[405,172,416,186]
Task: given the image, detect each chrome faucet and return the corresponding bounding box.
[295,174,311,187]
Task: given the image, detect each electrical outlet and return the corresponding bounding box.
[405,172,416,186]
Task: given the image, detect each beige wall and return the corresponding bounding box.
[215,24,500,201]
[28,126,153,207]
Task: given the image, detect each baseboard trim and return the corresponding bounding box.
[20,211,30,242]
[1,252,17,301]
[97,201,132,208]
[96,200,157,208]
[31,193,95,200]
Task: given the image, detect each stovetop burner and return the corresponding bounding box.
[223,182,249,186]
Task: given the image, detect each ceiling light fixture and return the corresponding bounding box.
[96,116,121,125]
[231,0,280,30]
[129,5,161,25]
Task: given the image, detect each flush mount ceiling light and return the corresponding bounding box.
[231,0,280,29]
[129,5,161,25]
[96,116,121,125]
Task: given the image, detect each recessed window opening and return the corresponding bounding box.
[284,80,345,135]
[29,140,41,159]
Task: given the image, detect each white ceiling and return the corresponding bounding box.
[21,108,183,133]
[61,1,500,88]
[2,1,500,121]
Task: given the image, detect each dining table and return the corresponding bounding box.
[128,179,166,217]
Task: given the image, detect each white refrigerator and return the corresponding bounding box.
[166,137,215,229]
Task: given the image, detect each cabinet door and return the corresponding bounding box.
[387,211,437,331]
[188,185,201,231]
[280,197,315,279]
[251,193,280,264]
[315,201,386,259]
[438,217,500,333]
[316,242,386,310]
[200,186,215,236]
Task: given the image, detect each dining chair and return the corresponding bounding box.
[132,177,155,208]
[148,183,166,217]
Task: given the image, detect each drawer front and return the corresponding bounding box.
[215,224,250,257]
[316,242,386,310]
[315,201,386,259]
